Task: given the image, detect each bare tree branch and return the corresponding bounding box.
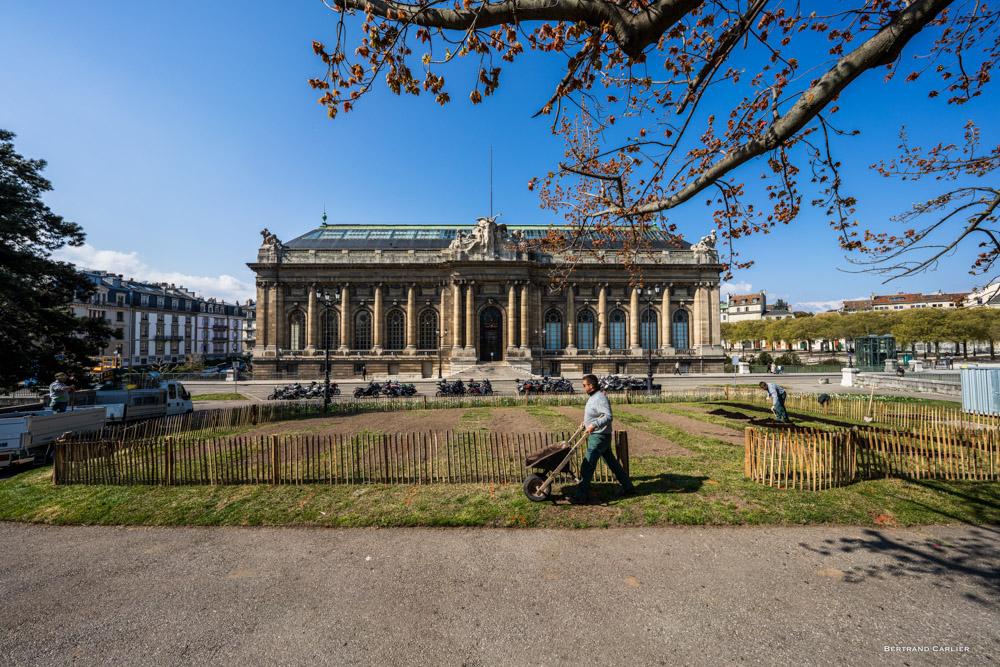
[596,0,954,218]
[332,0,704,58]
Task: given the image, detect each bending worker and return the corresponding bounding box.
[570,374,637,504]
[759,380,790,423]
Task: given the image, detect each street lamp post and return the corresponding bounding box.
[315,286,340,413]
[642,285,660,395]
[437,328,448,379]
[535,328,547,376]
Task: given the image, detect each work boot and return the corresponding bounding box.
[614,486,638,498]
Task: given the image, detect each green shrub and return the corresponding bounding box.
[756,351,774,367]
[816,357,839,366]
[774,352,801,366]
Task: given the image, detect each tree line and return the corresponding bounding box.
[721,308,1000,360]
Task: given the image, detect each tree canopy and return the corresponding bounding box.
[0,130,110,391]
[313,0,999,281]
[721,305,1000,358]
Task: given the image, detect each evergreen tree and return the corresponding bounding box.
[0,129,110,391]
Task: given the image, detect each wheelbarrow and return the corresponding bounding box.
[522,426,588,502]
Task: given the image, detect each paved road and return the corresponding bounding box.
[190,373,960,407]
[1,523,996,665]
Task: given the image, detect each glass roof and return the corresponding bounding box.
[297,225,677,242]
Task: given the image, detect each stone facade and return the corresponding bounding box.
[247,219,725,379]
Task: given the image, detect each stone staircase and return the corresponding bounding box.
[448,361,533,379]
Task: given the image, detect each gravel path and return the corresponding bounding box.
[1,523,996,665]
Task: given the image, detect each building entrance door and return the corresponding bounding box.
[479,307,503,362]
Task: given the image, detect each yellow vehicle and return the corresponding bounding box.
[90,356,122,383]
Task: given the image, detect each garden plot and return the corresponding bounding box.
[549,406,694,456]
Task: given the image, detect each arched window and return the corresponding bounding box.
[641,308,658,350]
[673,310,690,350]
[419,310,438,350]
[289,311,305,351]
[577,309,595,350]
[322,309,339,350]
[354,310,371,350]
[609,309,627,350]
[385,309,405,350]
[544,310,562,350]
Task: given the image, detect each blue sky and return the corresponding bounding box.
[2,1,993,311]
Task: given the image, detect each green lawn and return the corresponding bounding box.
[1,399,996,529]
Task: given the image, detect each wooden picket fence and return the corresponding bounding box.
[744,428,857,490]
[725,385,997,430]
[745,424,1000,490]
[53,430,629,487]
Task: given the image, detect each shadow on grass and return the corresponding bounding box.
[710,401,873,430]
[553,473,708,505]
[798,526,1000,604]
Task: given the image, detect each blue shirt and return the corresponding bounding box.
[764,383,786,407]
[583,390,613,435]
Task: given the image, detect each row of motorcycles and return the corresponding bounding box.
[353,380,419,399]
[434,378,494,396]
[598,375,661,392]
[267,381,341,400]
[515,376,575,395]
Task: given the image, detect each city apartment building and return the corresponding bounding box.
[842,290,968,313]
[248,219,726,379]
[722,291,766,322]
[963,282,1000,308]
[242,299,257,351]
[72,270,250,367]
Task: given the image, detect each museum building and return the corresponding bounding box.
[247,218,725,379]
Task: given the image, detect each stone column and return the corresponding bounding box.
[520,282,530,354]
[373,284,384,352]
[274,283,284,353]
[465,283,475,351]
[565,283,577,354]
[452,282,462,351]
[662,285,672,348]
[306,285,318,351]
[629,287,641,352]
[339,284,350,352]
[507,283,517,350]
[405,285,417,354]
[710,283,721,346]
[597,284,608,351]
[693,283,703,347]
[257,281,270,352]
[440,285,448,351]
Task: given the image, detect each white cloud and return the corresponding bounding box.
[53,243,255,303]
[791,299,844,313]
[721,280,753,296]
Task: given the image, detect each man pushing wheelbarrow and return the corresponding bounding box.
[522,374,637,504]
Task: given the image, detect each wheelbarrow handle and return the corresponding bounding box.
[537,427,590,496]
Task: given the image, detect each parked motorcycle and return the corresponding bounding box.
[354,381,383,399]
[435,379,466,397]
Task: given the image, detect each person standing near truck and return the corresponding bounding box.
[48,372,74,413]
[569,374,637,504]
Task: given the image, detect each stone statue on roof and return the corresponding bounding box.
[692,229,718,263]
[260,228,283,249]
[447,214,515,259]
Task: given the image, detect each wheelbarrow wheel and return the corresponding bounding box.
[523,473,550,502]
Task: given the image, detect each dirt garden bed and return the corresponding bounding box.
[613,406,745,448]
[549,406,694,456]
